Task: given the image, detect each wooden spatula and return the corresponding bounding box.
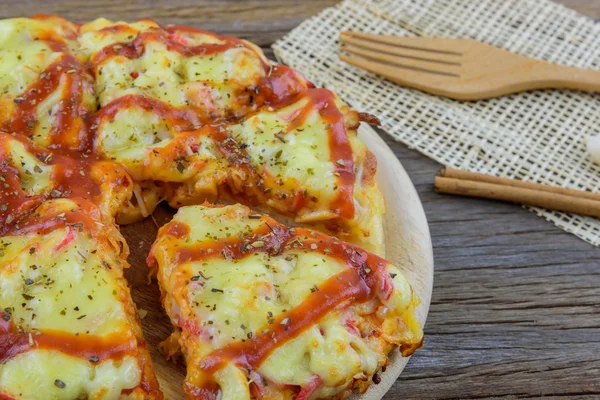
[339,31,600,101]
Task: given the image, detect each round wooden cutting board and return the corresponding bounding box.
[119,123,434,400]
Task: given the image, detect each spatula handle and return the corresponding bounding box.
[536,61,600,93]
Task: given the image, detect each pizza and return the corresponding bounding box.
[0,14,424,400]
[148,204,423,400]
[0,199,161,399]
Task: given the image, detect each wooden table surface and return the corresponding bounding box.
[2,1,599,399]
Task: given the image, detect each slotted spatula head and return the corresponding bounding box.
[339,32,600,101]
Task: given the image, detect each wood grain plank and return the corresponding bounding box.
[0,0,599,398]
[0,0,337,47]
[380,131,600,399]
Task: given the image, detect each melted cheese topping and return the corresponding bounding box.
[149,204,423,400]
[0,199,161,399]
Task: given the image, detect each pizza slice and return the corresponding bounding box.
[148,203,422,400]
[80,18,275,121]
[0,132,133,229]
[0,198,161,399]
[93,86,383,254]
[0,16,97,152]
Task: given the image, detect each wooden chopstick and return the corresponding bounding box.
[434,168,600,218]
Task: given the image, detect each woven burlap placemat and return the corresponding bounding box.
[273,0,600,247]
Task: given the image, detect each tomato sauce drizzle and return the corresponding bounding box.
[0,314,137,364]
[154,215,389,399]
